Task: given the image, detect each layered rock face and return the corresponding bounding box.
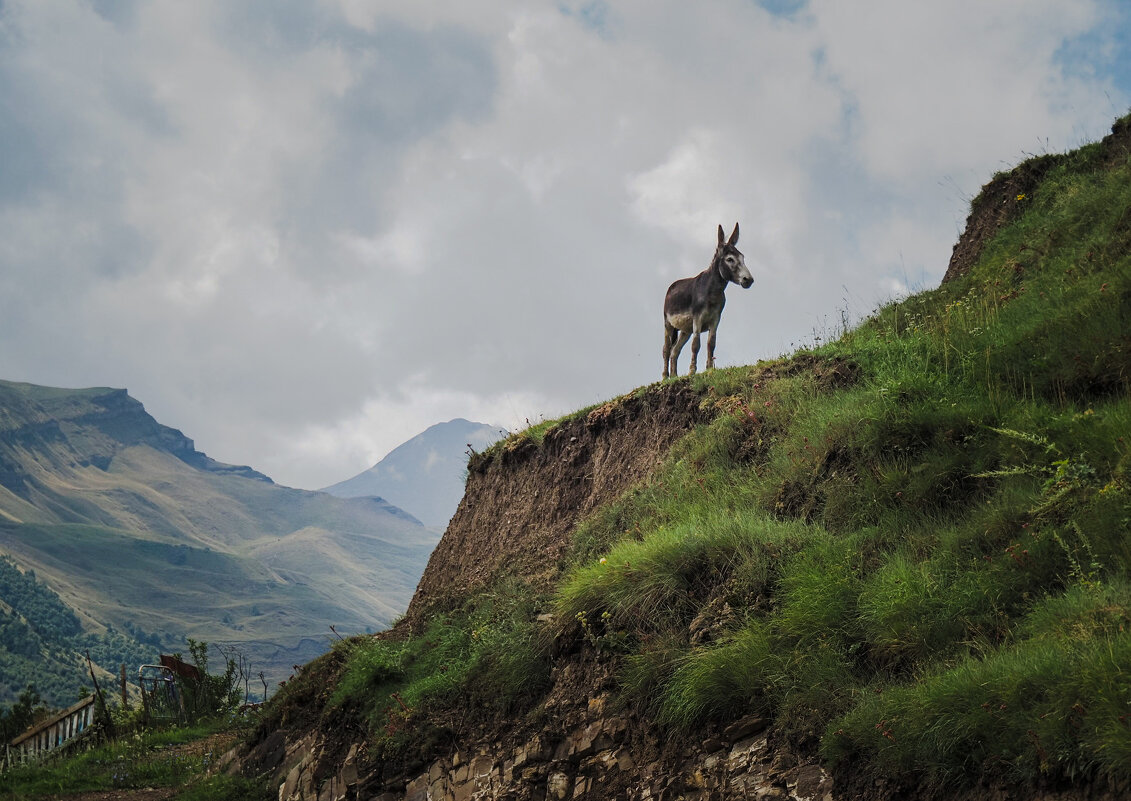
[227,672,834,801]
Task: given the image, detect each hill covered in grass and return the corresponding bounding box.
[0,381,440,704]
[237,116,1131,800]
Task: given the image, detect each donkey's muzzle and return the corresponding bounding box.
[740,276,753,288]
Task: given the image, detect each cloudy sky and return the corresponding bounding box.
[1,1,1128,490]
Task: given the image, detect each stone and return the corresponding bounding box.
[403,774,430,801]
[515,734,551,768]
[602,715,628,739]
[689,599,735,644]
[614,748,634,772]
[768,749,795,774]
[685,769,707,789]
[722,715,767,742]
[553,739,572,761]
[452,779,476,801]
[790,764,827,800]
[471,755,495,779]
[338,745,361,789]
[568,724,610,760]
[727,734,769,772]
[701,737,726,753]
[547,771,572,800]
[340,761,358,789]
[281,762,302,801]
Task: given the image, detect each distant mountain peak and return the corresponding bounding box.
[321,419,508,530]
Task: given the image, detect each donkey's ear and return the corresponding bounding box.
[718,224,725,246]
[728,222,740,246]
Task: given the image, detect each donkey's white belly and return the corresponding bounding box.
[666,311,693,332]
[666,309,719,333]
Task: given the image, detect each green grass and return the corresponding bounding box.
[0,721,268,801]
[317,580,551,749]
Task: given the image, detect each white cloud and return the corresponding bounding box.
[0,0,1127,489]
[812,0,1113,184]
[628,129,742,242]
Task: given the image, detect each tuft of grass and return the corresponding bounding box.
[557,510,810,631]
[175,774,274,801]
[326,581,551,744]
[823,624,1131,786]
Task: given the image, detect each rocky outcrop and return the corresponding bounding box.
[225,690,833,801]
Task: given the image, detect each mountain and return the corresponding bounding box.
[0,380,440,704]
[232,115,1131,800]
[321,418,507,530]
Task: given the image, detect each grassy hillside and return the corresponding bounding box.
[556,123,1131,788]
[0,382,439,705]
[268,116,1131,794]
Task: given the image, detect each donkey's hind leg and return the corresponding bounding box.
[668,330,690,378]
[663,324,677,379]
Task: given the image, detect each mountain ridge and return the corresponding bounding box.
[0,380,440,703]
[0,379,272,489]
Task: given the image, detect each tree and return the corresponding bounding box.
[0,684,45,742]
[177,639,241,721]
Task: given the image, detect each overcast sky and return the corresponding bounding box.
[1,1,1128,490]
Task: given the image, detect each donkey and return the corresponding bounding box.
[662,223,753,379]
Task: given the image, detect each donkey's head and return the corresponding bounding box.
[716,223,753,289]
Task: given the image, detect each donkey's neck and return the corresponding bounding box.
[702,252,730,292]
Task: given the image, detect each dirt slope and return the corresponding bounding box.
[399,380,709,631]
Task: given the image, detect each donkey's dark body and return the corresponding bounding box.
[663,223,753,379]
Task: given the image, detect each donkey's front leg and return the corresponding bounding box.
[669,330,690,378]
[706,325,718,370]
[689,330,701,375]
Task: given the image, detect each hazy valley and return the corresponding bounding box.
[0,380,456,703]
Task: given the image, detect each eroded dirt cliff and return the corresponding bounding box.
[401,380,709,631]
